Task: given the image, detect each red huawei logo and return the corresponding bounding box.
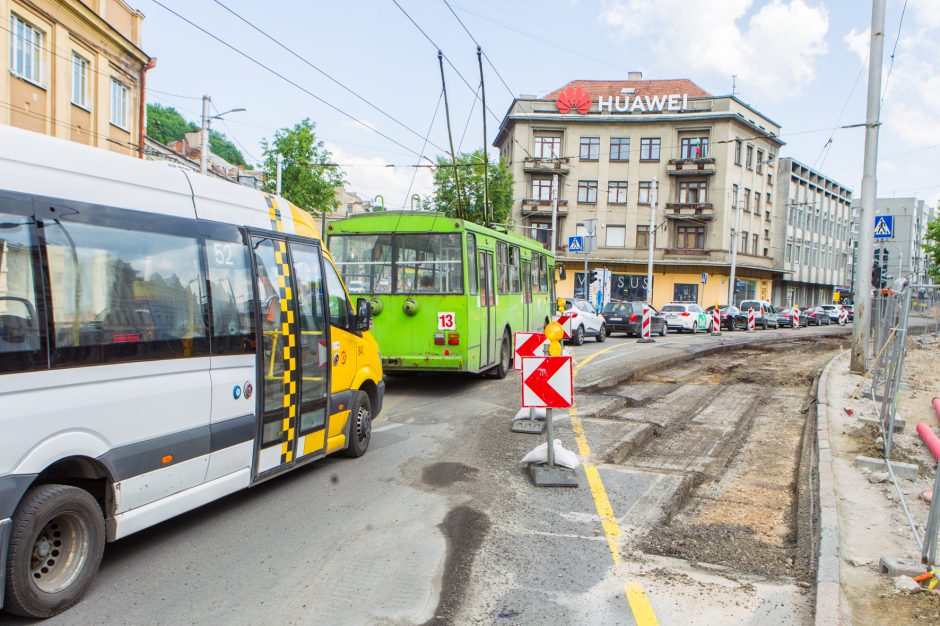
[555,87,591,114]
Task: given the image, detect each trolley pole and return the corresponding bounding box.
[851,0,886,373]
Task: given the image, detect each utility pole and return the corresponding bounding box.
[728,165,743,306]
[647,178,657,303]
[199,94,211,175]
[851,0,886,373]
[550,172,559,253]
[275,153,283,195]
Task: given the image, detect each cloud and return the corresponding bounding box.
[600,0,829,99]
[326,143,434,209]
[843,27,869,66]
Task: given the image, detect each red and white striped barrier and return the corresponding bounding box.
[747,308,756,332]
[840,308,848,325]
[711,309,721,335]
[638,305,655,343]
[793,306,801,330]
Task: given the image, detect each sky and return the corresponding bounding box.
[139,0,940,210]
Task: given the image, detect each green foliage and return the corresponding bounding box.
[146,103,196,145]
[146,103,246,167]
[924,213,940,280]
[430,149,513,226]
[261,119,344,215]
[208,130,246,167]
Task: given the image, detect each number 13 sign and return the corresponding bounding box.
[437,312,456,330]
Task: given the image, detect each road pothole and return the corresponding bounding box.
[422,462,479,488]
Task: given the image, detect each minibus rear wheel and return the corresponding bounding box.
[4,484,105,618]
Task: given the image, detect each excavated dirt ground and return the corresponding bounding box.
[632,338,846,580]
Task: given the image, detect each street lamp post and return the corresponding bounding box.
[199,95,246,175]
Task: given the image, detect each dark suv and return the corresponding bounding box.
[600,301,667,337]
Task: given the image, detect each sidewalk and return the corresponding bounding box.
[819,336,940,624]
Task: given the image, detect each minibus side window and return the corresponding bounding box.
[0,211,44,372]
[206,238,255,355]
[323,260,352,330]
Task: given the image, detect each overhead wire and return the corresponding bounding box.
[811,67,865,171]
[882,0,909,102]
[403,91,444,208]
[149,0,432,161]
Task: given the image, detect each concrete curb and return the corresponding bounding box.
[815,351,845,626]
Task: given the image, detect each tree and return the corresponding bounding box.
[261,119,344,215]
[924,213,940,280]
[430,149,513,225]
[145,103,246,167]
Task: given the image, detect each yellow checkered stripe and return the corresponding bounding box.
[265,195,297,464]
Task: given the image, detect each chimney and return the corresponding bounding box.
[628,71,643,81]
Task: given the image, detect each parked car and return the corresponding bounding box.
[705,304,745,331]
[561,298,606,345]
[776,307,805,328]
[601,301,667,337]
[802,307,832,326]
[818,304,843,323]
[660,302,710,333]
[738,299,779,329]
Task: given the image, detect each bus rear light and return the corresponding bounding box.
[433,333,445,345]
[113,333,140,343]
[444,349,451,356]
[447,333,460,345]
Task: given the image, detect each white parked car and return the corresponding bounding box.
[561,298,606,345]
[660,302,710,333]
[818,304,843,322]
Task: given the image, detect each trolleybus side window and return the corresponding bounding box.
[291,242,328,432]
[207,238,255,355]
[530,255,542,294]
[44,219,208,367]
[496,242,509,293]
[509,246,522,294]
[0,211,43,371]
[466,233,477,296]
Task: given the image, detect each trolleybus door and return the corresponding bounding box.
[251,235,329,477]
[523,260,532,331]
[479,251,495,367]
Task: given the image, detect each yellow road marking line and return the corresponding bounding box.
[570,342,659,626]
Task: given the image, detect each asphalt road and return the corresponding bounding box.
[10,323,852,626]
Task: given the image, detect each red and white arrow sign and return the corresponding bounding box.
[521,356,573,408]
[514,332,548,370]
[552,314,573,339]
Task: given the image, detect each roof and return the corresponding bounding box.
[544,79,710,100]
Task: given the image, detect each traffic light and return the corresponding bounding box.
[590,270,599,284]
[872,261,883,288]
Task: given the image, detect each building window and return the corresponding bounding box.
[577,180,598,203]
[579,137,599,160]
[608,181,628,204]
[638,181,652,204]
[110,78,130,130]
[794,245,801,264]
[752,234,758,255]
[534,135,561,159]
[531,177,554,201]
[531,223,551,247]
[678,180,707,204]
[744,188,751,212]
[605,225,626,247]
[676,225,705,249]
[636,225,653,249]
[745,145,754,170]
[680,137,709,159]
[734,140,742,165]
[767,172,773,186]
[71,53,89,109]
[639,138,661,161]
[732,184,739,208]
[786,242,793,262]
[610,137,630,161]
[756,150,765,174]
[10,15,43,85]
[803,245,810,264]
[754,191,761,214]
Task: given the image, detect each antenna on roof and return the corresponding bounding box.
[731,75,738,98]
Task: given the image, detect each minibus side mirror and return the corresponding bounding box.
[355,297,372,331]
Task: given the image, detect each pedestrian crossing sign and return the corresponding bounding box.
[874,215,893,239]
[568,236,583,252]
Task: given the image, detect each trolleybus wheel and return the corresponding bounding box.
[4,484,105,618]
[488,330,512,379]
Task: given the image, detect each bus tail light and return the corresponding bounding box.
[434,333,445,345]
[447,333,460,345]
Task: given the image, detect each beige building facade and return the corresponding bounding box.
[0,0,151,156]
[495,75,785,308]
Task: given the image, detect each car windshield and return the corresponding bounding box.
[661,305,686,313]
[602,302,631,315]
[740,301,761,310]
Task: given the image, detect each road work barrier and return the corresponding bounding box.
[520,321,578,488]
[793,306,801,330]
[747,308,756,333]
[512,331,548,434]
[840,308,848,326]
[637,305,655,344]
[711,309,721,336]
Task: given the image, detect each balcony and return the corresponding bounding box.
[521,198,568,217]
[523,157,571,175]
[666,158,716,176]
[664,248,711,257]
[664,202,715,220]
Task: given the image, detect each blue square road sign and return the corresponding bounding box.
[568,236,583,253]
[874,215,893,239]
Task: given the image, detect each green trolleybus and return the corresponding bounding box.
[328,212,556,377]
